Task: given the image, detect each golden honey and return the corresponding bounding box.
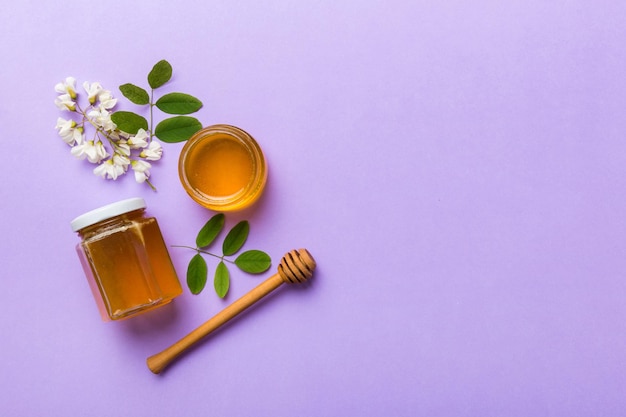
[71,198,182,321]
[179,125,267,211]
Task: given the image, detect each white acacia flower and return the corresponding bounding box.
[139,141,163,161]
[98,90,117,110]
[94,159,125,180]
[87,107,116,132]
[71,140,108,164]
[55,93,76,111]
[113,152,130,171]
[83,81,103,105]
[54,77,164,188]
[107,130,125,142]
[55,117,83,145]
[115,140,131,156]
[55,77,77,99]
[55,117,75,132]
[118,130,131,139]
[131,160,151,183]
[127,129,149,149]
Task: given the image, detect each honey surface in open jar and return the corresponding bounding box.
[178,125,267,211]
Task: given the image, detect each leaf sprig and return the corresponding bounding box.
[175,214,272,298]
[111,59,203,143]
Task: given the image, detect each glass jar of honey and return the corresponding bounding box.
[71,198,182,321]
[178,124,268,211]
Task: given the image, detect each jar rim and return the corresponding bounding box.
[70,197,146,232]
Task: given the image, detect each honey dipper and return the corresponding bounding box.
[147,248,316,374]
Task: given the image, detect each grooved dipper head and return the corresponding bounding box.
[278,249,316,284]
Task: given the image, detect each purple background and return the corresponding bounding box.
[2,1,625,415]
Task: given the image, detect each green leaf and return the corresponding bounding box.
[148,59,172,89]
[235,250,271,274]
[187,253,207,295]
[222,221,249,256]
[154,116,202,143]
[110,111,148,134]
[156,92,203,115]
[214,261,230,298]
[119,83,150,105]
[196,213,225,248]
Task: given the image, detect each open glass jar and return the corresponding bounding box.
[178,124,267,211]
[71,198,182,321]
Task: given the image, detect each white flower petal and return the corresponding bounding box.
[131,159,151,183]
[54,93,76,111]
[55,77,77,98]
[93,159,124,180]
[98,90,118,110]
[140,141,163,161]
[83,81,103,104]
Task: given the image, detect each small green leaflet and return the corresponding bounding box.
[148,59,172,89]
[110,111,148,134]
[222,221,250,256]
[155,116,202,143]
[119,83,149,105]
[214,261,230,298]
[181,215,271,297]
[156,93,203,115]
[115,59,204,145]
[235,250,271,273]
[187,253,208,295]
[196,213,225,248]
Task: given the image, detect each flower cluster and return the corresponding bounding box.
[54,77,163,189]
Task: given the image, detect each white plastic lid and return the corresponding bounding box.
[70,197,147,232]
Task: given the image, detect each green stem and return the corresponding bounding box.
[76,105,116,148]
[149,89,155,139]
[145,178,157,192]
[170,245,236,264]
[171,245,200,251]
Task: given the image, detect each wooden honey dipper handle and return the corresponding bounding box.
[147,249,316,374]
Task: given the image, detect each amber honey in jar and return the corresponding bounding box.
[71,198,182,321]
[178,124,267,211]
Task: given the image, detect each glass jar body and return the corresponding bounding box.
[75,208,182,321]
